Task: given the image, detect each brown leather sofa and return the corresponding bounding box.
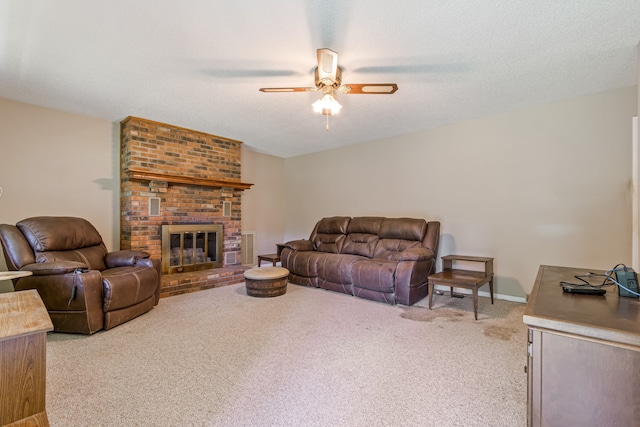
[281,216,440,305]
[0,216,161,334]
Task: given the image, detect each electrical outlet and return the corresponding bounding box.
[0,186,3,199]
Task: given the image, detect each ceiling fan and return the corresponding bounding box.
[259,48,398,130]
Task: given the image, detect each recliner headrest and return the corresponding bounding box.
[347,217,384,235]
[17,216,104,252]
[379,218,427,241]
[315,216,351,235]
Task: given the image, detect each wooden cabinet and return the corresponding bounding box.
[0,289,54,427]
[523,265,640,427]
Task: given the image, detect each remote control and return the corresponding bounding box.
[562,285,606,295]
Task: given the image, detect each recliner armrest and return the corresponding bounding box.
[21,261,88,275]
[397,247,435,262]
[105,250,150,268]
[14,269,105,334]
[285,240,315,252]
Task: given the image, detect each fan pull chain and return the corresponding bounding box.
[326,114,330,131]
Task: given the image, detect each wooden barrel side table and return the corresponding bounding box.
[244,266,290,297]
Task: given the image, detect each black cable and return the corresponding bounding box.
[559,272,613,289]
[60,271,79,327]
[560,264,640,297]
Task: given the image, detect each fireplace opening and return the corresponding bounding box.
[161,224,223,274]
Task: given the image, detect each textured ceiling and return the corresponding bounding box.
[1,1,639,158]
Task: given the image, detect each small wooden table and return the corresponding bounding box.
[427,255,494,320]
[0,289,53,426]
[257,253,280,266]
[257,243,285,267]
[0,270,33,281]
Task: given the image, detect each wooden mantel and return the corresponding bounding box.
[126,168,253,191]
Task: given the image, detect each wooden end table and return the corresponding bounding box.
[0,270,34,281]
[427,255,494,320]
[257,243,285,267]
[0,289,53,426]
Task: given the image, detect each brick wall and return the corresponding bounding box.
[120,116,249,297]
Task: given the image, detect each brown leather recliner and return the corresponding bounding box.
[0,216,161,334]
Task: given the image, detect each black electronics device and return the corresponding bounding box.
[562,284,606,295]
[614,266,640,299]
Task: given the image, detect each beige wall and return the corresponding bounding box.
[241,149,286,263]
[0,98,119,291]
[284,86,638,298]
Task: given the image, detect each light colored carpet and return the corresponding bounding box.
[46,283,527,426]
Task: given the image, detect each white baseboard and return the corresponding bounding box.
[433,284,527,304]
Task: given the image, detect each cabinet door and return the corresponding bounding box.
[533,330,640,426]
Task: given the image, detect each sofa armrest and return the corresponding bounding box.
[21,261,88,275]
[284,240,315,252]
[397,247,435,262]
[105,250,150,268]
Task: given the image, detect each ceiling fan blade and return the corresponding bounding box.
[340,83,398,94]
[259,87,316,93]
[203,69,303,78]
[316,48,339,85]
[352,64,470,74]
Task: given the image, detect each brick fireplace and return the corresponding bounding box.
[120,116,253,297]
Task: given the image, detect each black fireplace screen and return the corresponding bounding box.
[161,224,223,274]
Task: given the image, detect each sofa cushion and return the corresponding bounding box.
[351,259,397,293]
[347,217,384,234]
[373,218,427,261]
[342,217,383,257]
[314,234,346,254]
[317,253,364,285]
[310,216,350,253]
[342,233,379,257]
[379,218,427,241]
[373,239,421,261]
[35,244,108,271]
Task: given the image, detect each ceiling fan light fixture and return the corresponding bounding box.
[312,89,342,115]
